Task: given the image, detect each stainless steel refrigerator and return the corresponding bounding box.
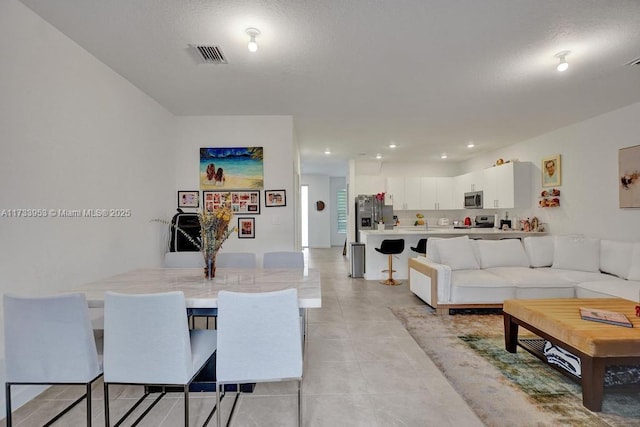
[354,194,394,242]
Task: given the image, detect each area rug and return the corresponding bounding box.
[391,306,640,427]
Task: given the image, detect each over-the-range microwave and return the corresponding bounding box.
[464,191,483,209]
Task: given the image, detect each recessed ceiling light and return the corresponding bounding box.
[324,149,331,155]
[389,143,397,149]
[441,154,448,159]
[375,154,382,159]
[467,142,475,148]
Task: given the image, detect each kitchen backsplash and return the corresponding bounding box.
[394,209,540,230]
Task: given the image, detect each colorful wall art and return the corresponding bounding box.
[200,147,264,190]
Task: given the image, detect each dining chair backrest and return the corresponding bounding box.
[103,291,193,384]
[3,293,101,383]
[216,289,303,384]
[263,251,304,269]
[216,252,256,268]
[164,251,204,268]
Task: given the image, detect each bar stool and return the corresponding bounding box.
[410,238,427,256]
[375,239,405,286]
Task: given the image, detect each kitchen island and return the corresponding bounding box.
[359,228,547,281]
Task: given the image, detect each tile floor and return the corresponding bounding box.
[2,247,484,426]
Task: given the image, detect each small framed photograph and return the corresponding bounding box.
[265,190,286,207]
[203,190,260,214]
[238,217,255,239]
[178,191,199,208]
[541,154,561,187]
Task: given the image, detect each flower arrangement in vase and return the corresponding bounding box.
[199,200,236,279]
[153,194,236,279]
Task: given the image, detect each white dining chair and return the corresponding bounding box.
[164,251,205,268]
[3,293,103,427]
[216,252,256,268]
[215,289,303,427]
[102,291,217,426]
[263,251,305,268]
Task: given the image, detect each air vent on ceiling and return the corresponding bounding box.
[625,56,640,66]
[194,45,228,64]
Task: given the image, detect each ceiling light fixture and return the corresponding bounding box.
[376,154,382,159]
[555,50,570,72]
[467,142,475,148]
[389,143,397,149]
[246,28,260,52]
[441,154,447,159]
[324,149,331,155]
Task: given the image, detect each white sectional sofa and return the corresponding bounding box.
[408,235,640,314]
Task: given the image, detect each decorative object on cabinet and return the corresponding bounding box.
[238,217,255,238]
[177,191,199,208]
[200,147,264,190]
[204,190,260,214]
[265,189,286,207]
[414,213,425,226]
[538,188,560,207]
[541,154,561,187]
[619,144,640,208]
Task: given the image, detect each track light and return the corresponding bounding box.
[246,28,260,52]
[555,51,570,72]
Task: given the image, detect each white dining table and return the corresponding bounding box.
[68,267,322,309]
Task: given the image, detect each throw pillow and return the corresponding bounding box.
[425,237,442,263]
[433,236,480,270]
[475,239,530,269]
[600,240,633,279]
[523,236,554,267]
[552,236,600,272]
[628,243,640,281]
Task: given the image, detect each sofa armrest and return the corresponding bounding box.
[408,257,452,306]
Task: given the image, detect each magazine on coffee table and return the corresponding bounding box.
[579,307,633,328]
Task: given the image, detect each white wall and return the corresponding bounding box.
[0,0,175,415]
[173,116,297,263]
[301,175,331,248]
[461,101,640,241]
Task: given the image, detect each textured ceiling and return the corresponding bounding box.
[19,0,640,176]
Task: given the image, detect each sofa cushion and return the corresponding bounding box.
[474,239,530,269]
[552,236,600,272]
[487,267,575,299]
[575,279,640,301]
[600,240,633,279]
[450,269,515,303]
[523,236,554,267]
[547,268,609,284]
[628,243,640,281]
[434,236,480,271]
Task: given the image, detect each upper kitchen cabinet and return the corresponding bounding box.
[457,170,484,193]
[420,177,454,210]
[482,162,531,209]
[386,177,421,210]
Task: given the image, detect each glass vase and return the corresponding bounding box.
[203,252,216,279]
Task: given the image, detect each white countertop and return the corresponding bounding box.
[360,228,547,236]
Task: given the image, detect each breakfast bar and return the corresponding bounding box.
[359,228,546,281]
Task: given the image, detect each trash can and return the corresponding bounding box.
[350,242,365,278]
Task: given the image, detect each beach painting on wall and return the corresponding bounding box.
[200,147,264,190]
[619,144,640,208]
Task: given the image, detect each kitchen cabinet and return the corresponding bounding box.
[482,162,530,209]
[420,177,454,210]
[386,177,421,210]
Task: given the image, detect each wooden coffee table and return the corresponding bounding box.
[503,298,640,411]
